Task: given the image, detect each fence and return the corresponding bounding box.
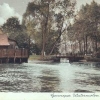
[0,48,28,58]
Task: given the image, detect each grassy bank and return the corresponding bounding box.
[29,55,41,60]
[29,54,53,61]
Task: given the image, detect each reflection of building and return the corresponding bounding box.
[0,30,28,63]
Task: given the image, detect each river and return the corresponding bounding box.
[0,60,100,92]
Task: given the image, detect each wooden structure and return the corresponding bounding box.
[53,54,84,62]
[0,49,28,63]
[0,32,28,63]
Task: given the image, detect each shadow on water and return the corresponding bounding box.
[74,89,92,92]
[38,69,61,92]
[73,75,100,92]
[71,62,100,92]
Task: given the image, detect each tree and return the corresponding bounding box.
[87,1,100,52]
[68,1,100,54]
[23,0,76,58]
[2,17,22,38]
[2,17,29,48]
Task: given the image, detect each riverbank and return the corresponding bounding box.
[28,55,54,63]
[29,54,85,63]
[29,54,100,63]
[29,54,53,60]
[29,55,41,60]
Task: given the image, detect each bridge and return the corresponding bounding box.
[52,54,84,62]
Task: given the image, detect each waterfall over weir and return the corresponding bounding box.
[60,58,69,63]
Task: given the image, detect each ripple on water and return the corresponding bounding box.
[0,62,100,92]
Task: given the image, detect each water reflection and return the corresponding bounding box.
[0,62,100,92]
[38,69,60,92]
[72,62,100,92]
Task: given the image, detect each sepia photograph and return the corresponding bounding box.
[0,0,100,100]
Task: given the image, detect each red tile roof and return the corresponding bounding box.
[0,34,10,46]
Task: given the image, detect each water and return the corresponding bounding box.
[0,61,100,92]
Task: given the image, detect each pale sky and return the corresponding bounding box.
[0,0,100,25]
[76,0,100,10]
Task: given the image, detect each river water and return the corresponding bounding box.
[0,60,100,92]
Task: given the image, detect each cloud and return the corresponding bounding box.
[0,3,22,25]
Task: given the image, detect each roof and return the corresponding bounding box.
[0,34,10,46]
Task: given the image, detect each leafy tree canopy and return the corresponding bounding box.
[23,0,76,55]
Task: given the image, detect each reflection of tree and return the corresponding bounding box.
[38,69,61,92]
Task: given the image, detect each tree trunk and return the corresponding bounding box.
[28,35,30,58]
[41,4,49,59]
[78,40,81,53]
[95,37,97,52]
[86,35,88,54]
[41,27,45,58]
[83,37,86,54]
[49,22,65,55]
[49,30,62,55]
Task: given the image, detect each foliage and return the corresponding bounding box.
[2,17,21,38]
[68,1,100,54]
[2,17,29,48]
[30,43,41,55]
[23,0,76,56]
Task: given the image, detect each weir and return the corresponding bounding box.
[52,54,84,62]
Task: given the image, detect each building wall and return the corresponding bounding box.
[0,46,8,49]
[8,40,18,49]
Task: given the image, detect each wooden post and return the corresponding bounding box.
[14,49,16,63]
[20,58,22,63]
[1,49,2,58]
[20,49,22,63]
[14,58,15,63]
[0,59,2,64]
[7,58,9,63]
[28,36,30,58]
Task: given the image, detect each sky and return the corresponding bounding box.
[0,0,100,25]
